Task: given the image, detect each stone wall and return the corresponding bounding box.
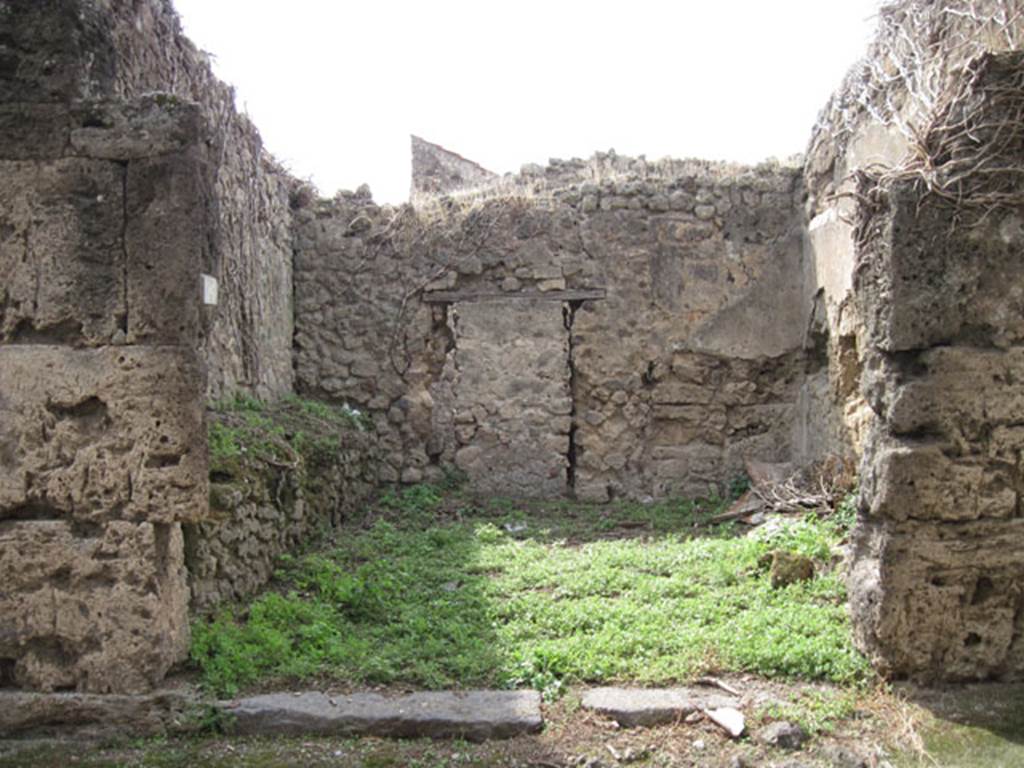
[804,1,1024,680]
[186,403,379,612]
[0,15,209,689]
[2,0,294,400]
[0,0,295,693]
[411,135,497,202]
[71,0,295,399]
[7,0,1024,697]
[294,157,812,501]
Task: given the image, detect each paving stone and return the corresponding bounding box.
[222,689,542,741]
[580,687,740,727]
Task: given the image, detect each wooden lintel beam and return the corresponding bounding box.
[422,289,606,304]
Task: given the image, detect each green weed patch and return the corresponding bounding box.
[191,488,871,697]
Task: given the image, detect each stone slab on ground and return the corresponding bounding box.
[581,687,740,727]
[0,688,200,738]
[222,690,543,741]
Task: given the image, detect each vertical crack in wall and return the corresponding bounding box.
[425,302,458,465]
[564,300,581,496]
[118,161,129,335]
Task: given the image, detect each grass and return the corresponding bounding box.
[206,392,369,493]
[190,485,871,698]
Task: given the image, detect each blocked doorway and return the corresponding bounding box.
[444,297,572,498]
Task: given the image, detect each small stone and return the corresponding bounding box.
[400,467,424,484]
[756,720,807,749]
[693,739,705,750]
[350,359,377,378]
[821,744,869,768]
[457,256,483,275]
[694,204,717,220]
[346,213,372,234]
[769,551,815,588]
[532,266,563,280]
[501,276,521,292]
[648,194,670,212]
[425,271,457,291]
[705,706,745,738]
[669,191,689,210]
[538,278,566,292]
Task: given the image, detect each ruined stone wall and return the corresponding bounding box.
[47,0,296,399]
[0,0,297,693]
[411,135,497,202]
[804,1,1024,680]
[2,0,294,401]
[0,6,209,691]
[186,406,379,612]
[104,0,296,400]
[294,158,811,500]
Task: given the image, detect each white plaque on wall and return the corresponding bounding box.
[201,273,219,306]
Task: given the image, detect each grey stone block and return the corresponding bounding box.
[223,690,543,741]
[580,687,739,727]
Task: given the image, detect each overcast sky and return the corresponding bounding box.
[173,1,882,203]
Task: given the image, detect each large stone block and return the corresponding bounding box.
[69,95,203,161]
[124,149,209,345]
[882,347,1024,440]
[848,518,1024,681]
[0,1,115,103]
[863,442,1016,522]
[0,519,189,693]
[856,185,1024,353]
[0,158,125,345]
[0,345,207,525]
[0,103,70,160]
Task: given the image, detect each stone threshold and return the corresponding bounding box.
[2,685,749,741]
[580,686,741,728]
[0,688,200,739]
[221,689,543,741]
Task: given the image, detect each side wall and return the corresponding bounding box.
[804,1,1024,680]
[187,408,379,612]
[294,160,812,500]
[85,0,295,399]
[0,0,296,693]
[0,7,209,689]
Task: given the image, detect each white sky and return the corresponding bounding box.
[173,1,882,203]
